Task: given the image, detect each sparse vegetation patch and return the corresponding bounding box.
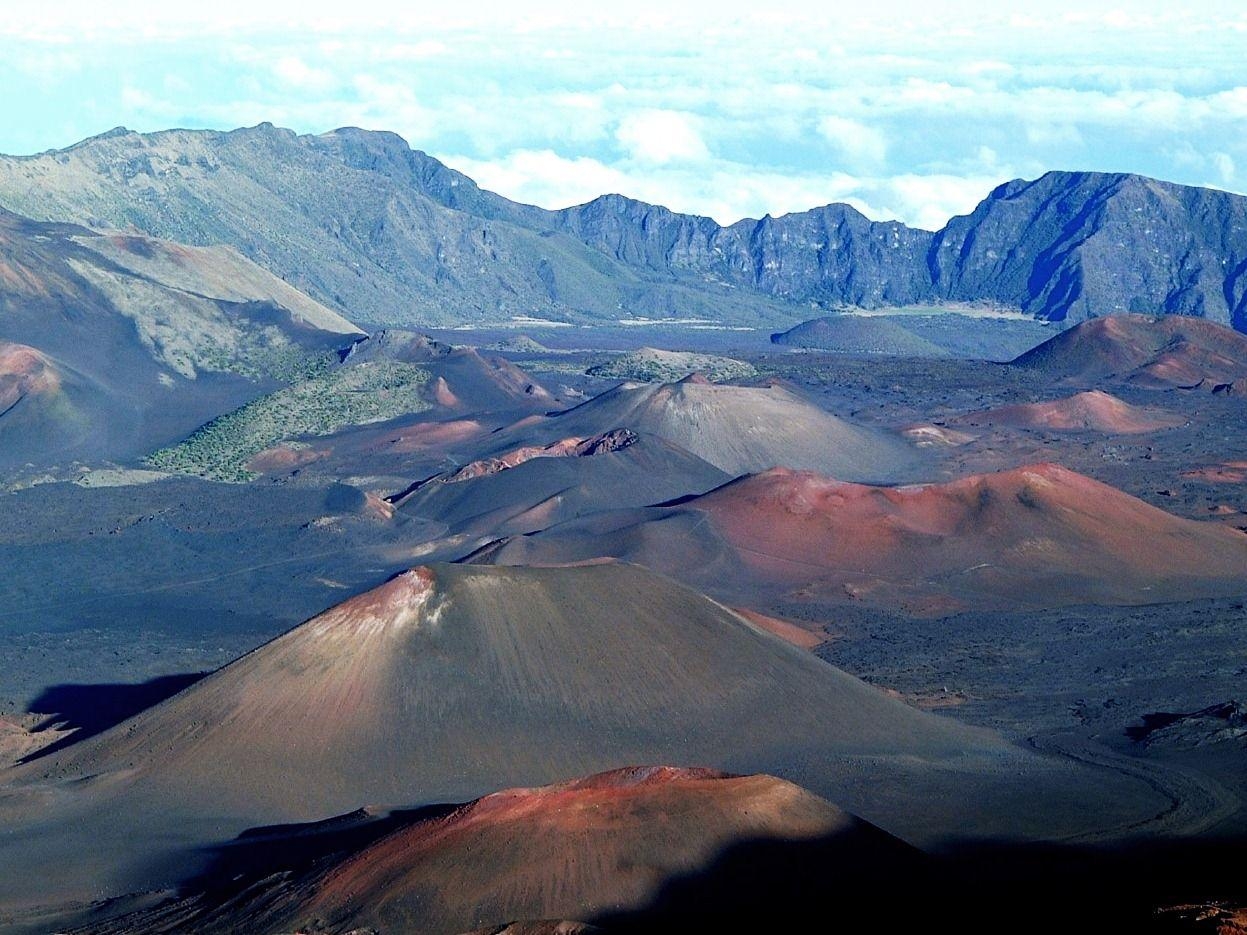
[147,361,432,482]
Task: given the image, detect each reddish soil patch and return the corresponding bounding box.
[1015,314,1247,389]
[1182,461,1247,484]
[733,608,824,649]
[245,444,327,473]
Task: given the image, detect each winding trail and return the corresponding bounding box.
[1028,731,1241,842]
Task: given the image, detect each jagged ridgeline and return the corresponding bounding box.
[2,126,1246,331]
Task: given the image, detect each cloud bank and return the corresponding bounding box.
[2,1,1244,228]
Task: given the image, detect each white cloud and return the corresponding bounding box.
[120,85,161,110]
[1212,152,1236,185]
[1168,143,1242,190]
[441,147,1009,230]
[1025,122,1084,147]
[272,55,334,91]
[4,0,1246,229]
[615,110,709,165]
[448,150,632,208]
[879,173,1011,230]
[349,75,439,140]
[817,116,888,169]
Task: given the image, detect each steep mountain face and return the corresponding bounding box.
[4,125,1247,331]
[556,195,935,307]
[932,172,1247,328]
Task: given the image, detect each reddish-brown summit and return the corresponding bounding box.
[0,342,60,413]
[694,463,1247,609]
[957,390,1182,434]
[85,767,916,935]
[1013,313,1247,389]
[488,463,1247,613]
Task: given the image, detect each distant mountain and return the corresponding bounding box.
[2,126,1246,331]
[0,125,800,328]
[558,193,935,308]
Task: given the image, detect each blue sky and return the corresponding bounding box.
[2,0,1244,229]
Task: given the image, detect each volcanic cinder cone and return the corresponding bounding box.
[955,390,1182,434]
[1012,313,1247,388]
[393,429,730,539]
[82,767,924,935]
[483,463,1247,612]
[497,376,922,481]
[0,562,1172,923]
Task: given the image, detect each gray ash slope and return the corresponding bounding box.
[0,125,800,328]
[4,125,1247,330]
[479,376,926,482]
[0,206,361,470]
[392,429,731,542]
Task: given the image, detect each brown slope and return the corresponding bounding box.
[12,563,1004,817]
[1012,313,1247,389]
[78,231,361,339]
[0,208,360,371]
[0,562,1166,925]
[484,463,1247,613]
[493,376,923,482]
[955,390,1182,434]
[83,768,920,935]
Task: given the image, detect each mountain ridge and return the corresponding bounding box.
[2,124,1246,331]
